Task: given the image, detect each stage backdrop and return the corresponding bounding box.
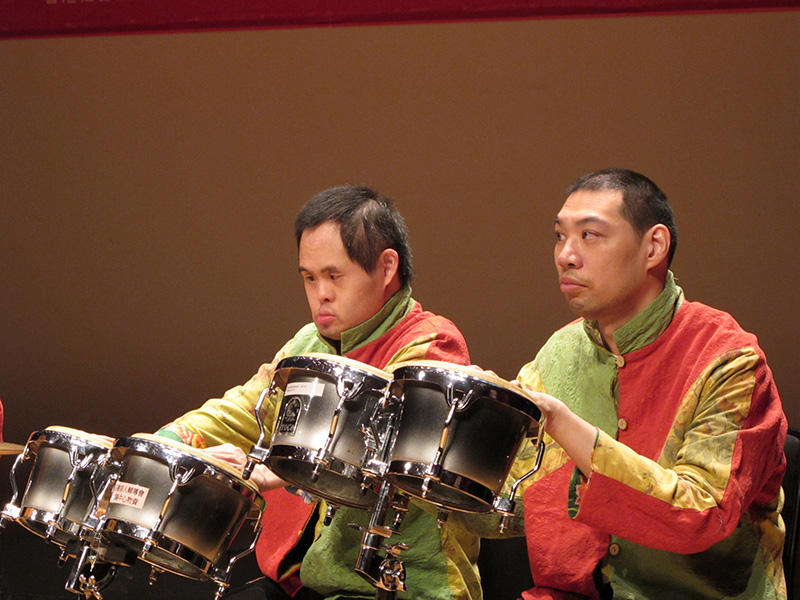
[1,6,799,598]
[1,3,798,504]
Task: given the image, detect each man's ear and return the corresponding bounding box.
[379,248,400,285]
[645,224,671,269]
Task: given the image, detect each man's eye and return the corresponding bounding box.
[554,231,565,241]
[582,230,597,239]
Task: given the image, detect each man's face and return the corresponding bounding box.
[554,189,653,332]
[298,221,389,340]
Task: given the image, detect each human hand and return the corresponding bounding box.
[509,382,596,477]
[468,364,500,378]
[202,444,287,493]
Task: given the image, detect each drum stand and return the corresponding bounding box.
[64,542,120,600]
[353,480,410,600]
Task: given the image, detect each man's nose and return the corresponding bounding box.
[556,238,581,269]
[317,279,334,302]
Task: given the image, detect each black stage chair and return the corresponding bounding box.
[479,535,534,600]
[783,427,800,600]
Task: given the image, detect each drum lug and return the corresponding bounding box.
[494,432,547,534]
[323,503,339,526]
[148,565,164,585]
[389,493,409,531]
[1,449,31,526]
[436,510,450,529]
[243,445,270,480]
[0,502,22,528]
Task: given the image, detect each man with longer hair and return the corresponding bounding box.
[157,185,479,599]
[514,169,787,598]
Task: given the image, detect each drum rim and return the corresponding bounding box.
[38,426,114,449]
[385,460,495,513]
[102,518,212,579]
[276,352,392,382]
[387,360,540,417]
[16,507,84,545]
[266,444,378,509]
[119,434,264,501]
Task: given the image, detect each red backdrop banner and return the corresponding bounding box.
[1,0,799,38]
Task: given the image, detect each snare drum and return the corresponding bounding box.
[1,426,112,548]
[265,353,392,509]
[99,434,264,582]
[384,361,541,513]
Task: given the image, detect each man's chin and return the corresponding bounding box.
[315,323,342,341]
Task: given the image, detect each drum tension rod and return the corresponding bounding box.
[0,448,31,528]
[244,381,278,480]
[312,378,365,479]
[142,465,195,556]
[422,385,475,498]
[494,418,547,534]
[47,450,96,539]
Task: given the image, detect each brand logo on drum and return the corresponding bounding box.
[110,481,150,509]
[278,397,303,436]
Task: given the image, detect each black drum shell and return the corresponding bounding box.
[385,362,540,513]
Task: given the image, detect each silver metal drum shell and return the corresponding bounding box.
[386,365,539,513]
[101,437,262,580]
[15,429,110,547]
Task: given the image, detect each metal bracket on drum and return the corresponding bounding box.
[141,464,196,557]
[0,445,32,529]
[492,420,547,534]
[45,449,98,540]
[244,381,279,480]
[420,383,476,498]
[80,456,119,538]
[361,396,395,480]
[210,517,265,600]
[310,375,366,481]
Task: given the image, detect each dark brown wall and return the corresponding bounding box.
[1,11,798,460]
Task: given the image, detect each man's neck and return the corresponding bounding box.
[597,275,667,355]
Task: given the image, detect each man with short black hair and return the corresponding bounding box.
[514,168,787,599]
[158,185,479,599]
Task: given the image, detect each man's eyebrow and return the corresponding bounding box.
[298,265,337,274]
[554,215,610,227]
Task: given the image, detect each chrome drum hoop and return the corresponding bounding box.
[384,361,541,514]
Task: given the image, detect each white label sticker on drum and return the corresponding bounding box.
[110,481,150,509]
[285,380,323,398]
